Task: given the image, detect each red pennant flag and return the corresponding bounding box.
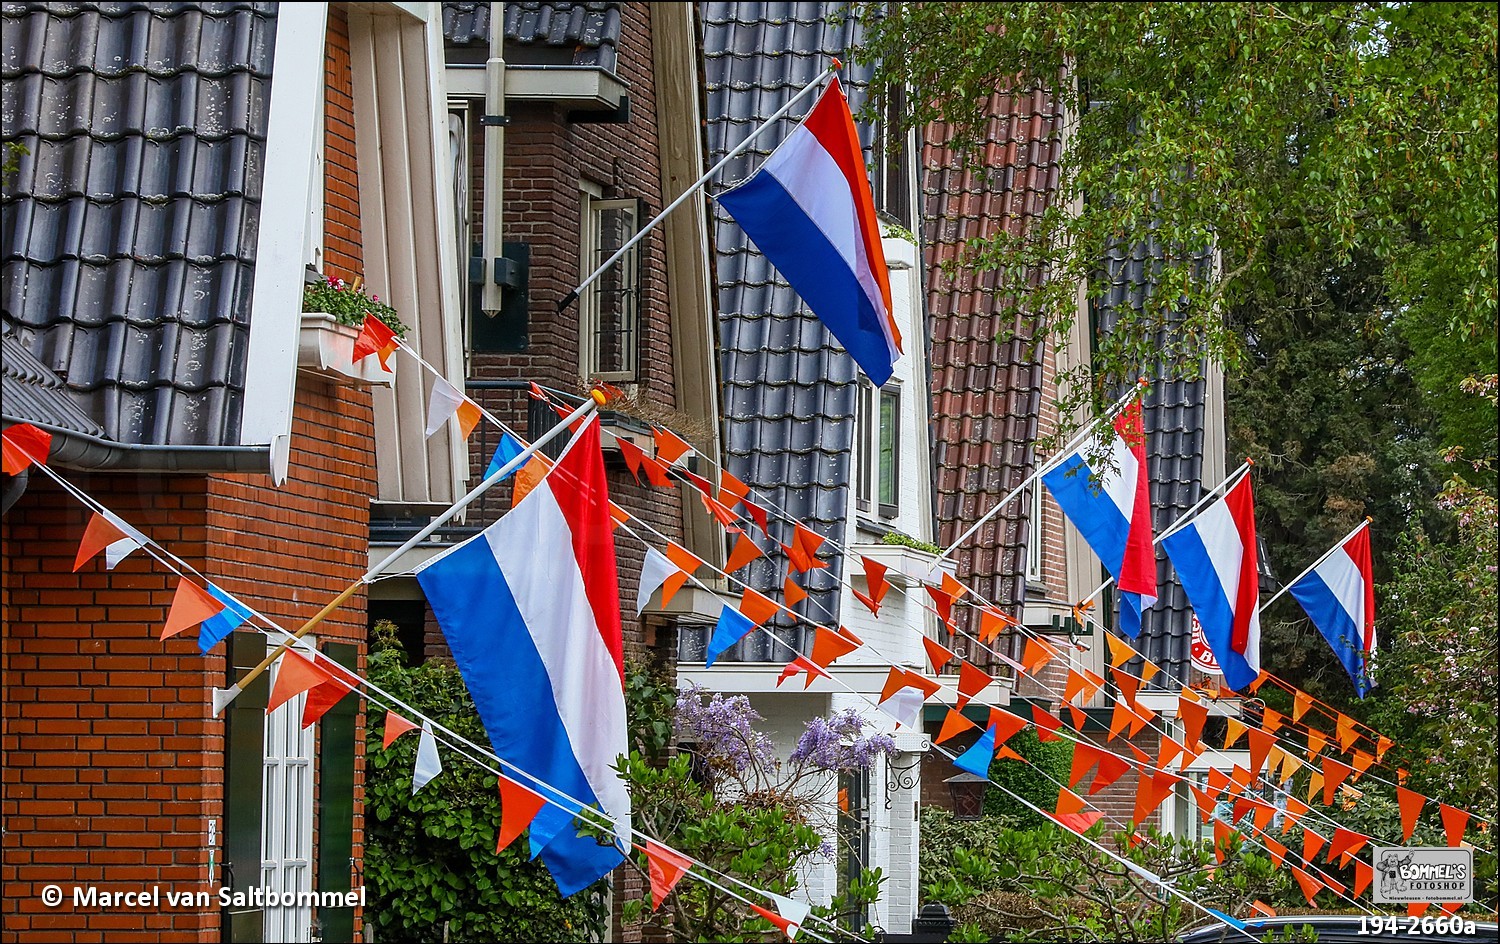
[1323,758,1353,806]
[700,492,741,530]
[743,500,770,536]
[616,437,649,483]
[852,586,883,616]
[739,587,779,627]
[775,657,828,690]
[352,314,398,369]
[651,427,694,465]
[160,578,226,641]
[1302,828,1326,863]
[1352,861,1373,899]
[1247,728,1276,778]
[987,707,1029,747]
[1032,704,1064,742]
[642,840,693,910]
[1293,690,1313,723]
[1178,694,1209,750]
[1111,667,1141,707]
[922,636,956,674]
[382,711,418,749]
[925,584,955,624]
[724,533,764,573]
[1056,787,1087,815]
[1065,703,1087,731]
[680,468,715,496]
[955,661,992,710]
[302,677,352,729]
[637,453,675,487]
[1440,804,1470,847]
[1291,866,1324,906]
[861,557,890,607]
[2,423,53,474]
[810,626,860,667]
[72,512,132,571]
[717,471,750,508]
[1050,811,1105,834]
[935,708,977,743]
[783,575,808,608]
[1326,827,1368,867]
[267,650,332,715]
[496,776,547,853]
[1397,786,1426,843]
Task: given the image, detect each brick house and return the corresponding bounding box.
[2,3,465,941]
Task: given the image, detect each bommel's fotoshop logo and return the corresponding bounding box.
[1372,847,1474,903]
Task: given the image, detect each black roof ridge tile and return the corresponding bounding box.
[0,62,273,81]
[5,126,269,145]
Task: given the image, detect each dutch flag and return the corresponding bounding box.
[1041,401,1158,637]
[1161,474,1263,692]
[716,77,903,386]
[416,416,629,896]
[1287,523,1376,697]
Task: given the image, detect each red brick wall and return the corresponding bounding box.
[322,5,363,282]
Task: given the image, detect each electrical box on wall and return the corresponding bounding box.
[470,241,530,352]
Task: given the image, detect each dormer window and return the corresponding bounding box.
[856,379,901,519]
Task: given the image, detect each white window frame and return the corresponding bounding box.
[578,193,641,382]
[1026,482,1045,583]
[260,653,316,943]
[855,380,901,519]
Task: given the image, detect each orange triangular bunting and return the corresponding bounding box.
[1032,704,1064,742]
[1056,787,1087,815]
[1069,743,1103,788]
[1250,900,1277,918]
[382,711,419,749]
[267,650,332,715]
[861,557,890,607]
[923,636,956,674]
[1111,667,1140,707]
[935,709,977,744]
[1293,690,1313,722]
[1263,835,1288,869]
[1336,713,1359,752]
[643,840,693,910]
[1326,827,1367,867]
[73,512,131,572]
[1261,708,1284,735]
[1322,758,1353,806]
[725,533,765,573]
[717,471,750,507]
[987,707,1029,747]
[1105,633,1136,668]
[1021,637,1057,675]
[1224,717,1247,749]
[1440,804,1470,847]
[1306,727,1329,757]
[651,427,694,465]
[1247,729,1276,778]
[955,662,992,710]
[1291,865,1324,906]
[1397,786,1426,843]
[739,587,779,628]
[979,607,1015,643]
[161,578,226,641]
[1178,695,1209,750]
[301,678,352,729]
[1349,749,1375,780]
[810,627,860,667]
[1302,828,1326,863]
[783,576,808,608]
[1352,860,1373,899]
[496,776,547,853]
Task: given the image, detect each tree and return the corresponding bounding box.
[859,2,1498,437]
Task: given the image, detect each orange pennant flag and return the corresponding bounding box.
[1293,690,1314,723]
[1407,903,1430,918]
[160,578,226,641]
[978,606,1016,642]
[1397,786,1426,843]
[351,314,398,369]
[925,584,957,624]
[878,668,910,704]
[651,426,694,465]
[1305,727,1329,758]
[1349,749,1375,780]
[922,636,956,674]
[1206,767,1231,800]
[1178,694,1209,751]
[987,707,1029,747]
[1138,659,1161,685]
[1326,827,1368,867]
[1322,758,1353,806]
[1250,900,1278,918]
[1,423,53,474]
[1352,861,1373,899]
[935,708,977,744]
[1261,708,1284,735]
[301,676,352,728]
[662,543,706,608]
[1440,804,1470,847]
[1021,637,1057,675]
[996,745,1025,762]
[608,501,630,531]
[1110,667,1141,707]
[637,452,674,488]
[1291,865,1324,907]
[72,512,132,572]
[1224,717,1247,749]
[1307,769,1325,805]
[1063,669,1092,704]
[1088,752,1134,796]
[1336,713,1359,752]
[1069,743,1103,788]
[454,400,483,439]
[512,454,551,505]
[785,523,828,572]
[717,471,750,508]
[1066,703,1087,731]
[1247,729,1276,778]
[852,586,883,617]
[1213,819,1233,863]
[1375,734,1394,762]
[700,492,741,529]
[267,650,332,715]
[1248,670,1270,693]
[724,533,764,573]
[1032,704,1064,743]
[783,575,808,608]
[496,776,547,853]
[1189,785,1218,825]
[1107,700,1134,741]
[616,437,650,484]
[642,840,693,910]
[1262,835,1288,869]
[1229,764,1255,791]
[1158,736,1184,770]
[382,710,418,749]
[810,627,861,667]
[861,557,890,607]
[1105,633,1137,668]
[1056,787,1087,815]
[1252,799,1277,834]
[739,587,779,628]
[956,662,992,710]
[1133,769,1177,827]
[1282,797,1309,834]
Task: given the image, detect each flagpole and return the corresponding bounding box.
[1073,457,1255,608]
[1262,517,1372,610]
[213,391,605,714]
[930,378,1148,570]
[556,59,840,313]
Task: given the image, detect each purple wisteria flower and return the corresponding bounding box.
[674,684,776,775]
[788,708,897,773]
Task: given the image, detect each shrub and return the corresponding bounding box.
[981,727,1074,828]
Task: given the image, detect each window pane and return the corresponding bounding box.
[878,390,898,510]
[855,382,873,510]
[587,200,640,379]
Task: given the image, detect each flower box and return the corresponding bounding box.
[297,312,394,385]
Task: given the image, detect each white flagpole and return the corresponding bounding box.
[557,60,840,312]
[1262,516,1372,610]
[930,378,1148,570]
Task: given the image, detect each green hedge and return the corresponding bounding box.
[981,727,1074,829]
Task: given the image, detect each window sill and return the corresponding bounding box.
[848,540,956,588]
[298,313,394,386]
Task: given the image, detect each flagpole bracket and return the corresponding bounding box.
[884,753,924,809]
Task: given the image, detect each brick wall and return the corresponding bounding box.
[323,5,363,282]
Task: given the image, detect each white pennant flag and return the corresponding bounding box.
[770,893,811,940]
[424,377,466,438]
[878,688,924,730]
[636,547,676,615]
[412,720,442,793]
[101,509,148,569]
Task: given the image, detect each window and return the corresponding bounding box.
[871,84,913,226]
[856,380,900,518]
[579,194,642,381]
[1026,483,1045,582]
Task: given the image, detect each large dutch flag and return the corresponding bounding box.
[1041,401,1157,637]
[415,417,629,896]
[716,77,903,386]
[1287,523,1376,697]
[1160,474,1263,692]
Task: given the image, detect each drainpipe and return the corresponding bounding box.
[481,1,506,316]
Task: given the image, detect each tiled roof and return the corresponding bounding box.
[0,0,277,449]
[441,1,620,71]
[684,1,873,663]
[1,318,106,438]
[922,89,1063,637]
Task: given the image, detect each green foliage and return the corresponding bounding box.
[860,2,1498,440]
[982,728,1074,829]
[919,808,1303,943]
[881,530,942,554]
[623,656,677,765]
[363,621,606,943]
[303,275,408,337]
